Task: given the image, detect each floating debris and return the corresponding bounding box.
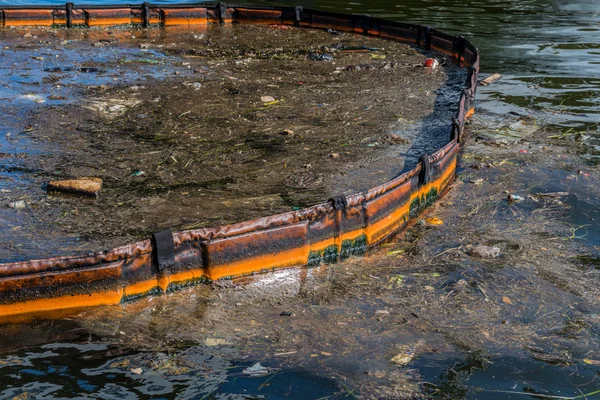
[308,51,333,62]
[18,94,45,103]
[469,245,501,258]
[423,58,439,69]
[7,200,26,209]
[260,95,275,103]
[390,133,409,144]
[391,345,417,366]
[507,193,523,203]
[183,82,202,90]
[243,362,271,377]
[204,338,229,347]
[47,177,103,197]
[84,98,141,116]
[280,311,295,317]
[480,73,502,86]
[426,217,444,226]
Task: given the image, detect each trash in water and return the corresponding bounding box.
[577,168,591,177]
[423,58,439,69]
[308,52,334,62]
[84,98,141,116]
[43,66,102,73]
[78,67,101,73]
[507,193,523,203]
[269,24,292,30]
[204,338,230,347]
[183,82,202,90]
[386,249,405,256]
[469,245,501,258]
[243,362,271,377]
[280,311,295,317]
[18,94,45,103]
[7,200,26,209]
[260,95,275,103]
[119,58,161,65]
[390,133,409,144]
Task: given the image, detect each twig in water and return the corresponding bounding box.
[427,246,462,264]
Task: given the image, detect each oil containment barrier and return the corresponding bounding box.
[0,2,479,318]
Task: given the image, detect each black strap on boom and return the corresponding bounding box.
[219,3,228,23]
[295,6,303,25]
[66,2,73,28]
[152,229,175,272]
[142,2,150,27]
[329,195,348,211]
[418,154,431,185]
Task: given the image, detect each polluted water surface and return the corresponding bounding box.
[1,0,600,398]
[0,23,458,262]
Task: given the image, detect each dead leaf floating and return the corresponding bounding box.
[391,345,415,366]
[426,217,443,226]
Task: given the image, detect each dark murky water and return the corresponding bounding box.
[414,352,600,399]
[0,342,343,399]
[1,0,600,399]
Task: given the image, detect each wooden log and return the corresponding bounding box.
[480,73,502,86]
[47,177,103,196]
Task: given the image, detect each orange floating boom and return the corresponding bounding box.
[0,3,479,318]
